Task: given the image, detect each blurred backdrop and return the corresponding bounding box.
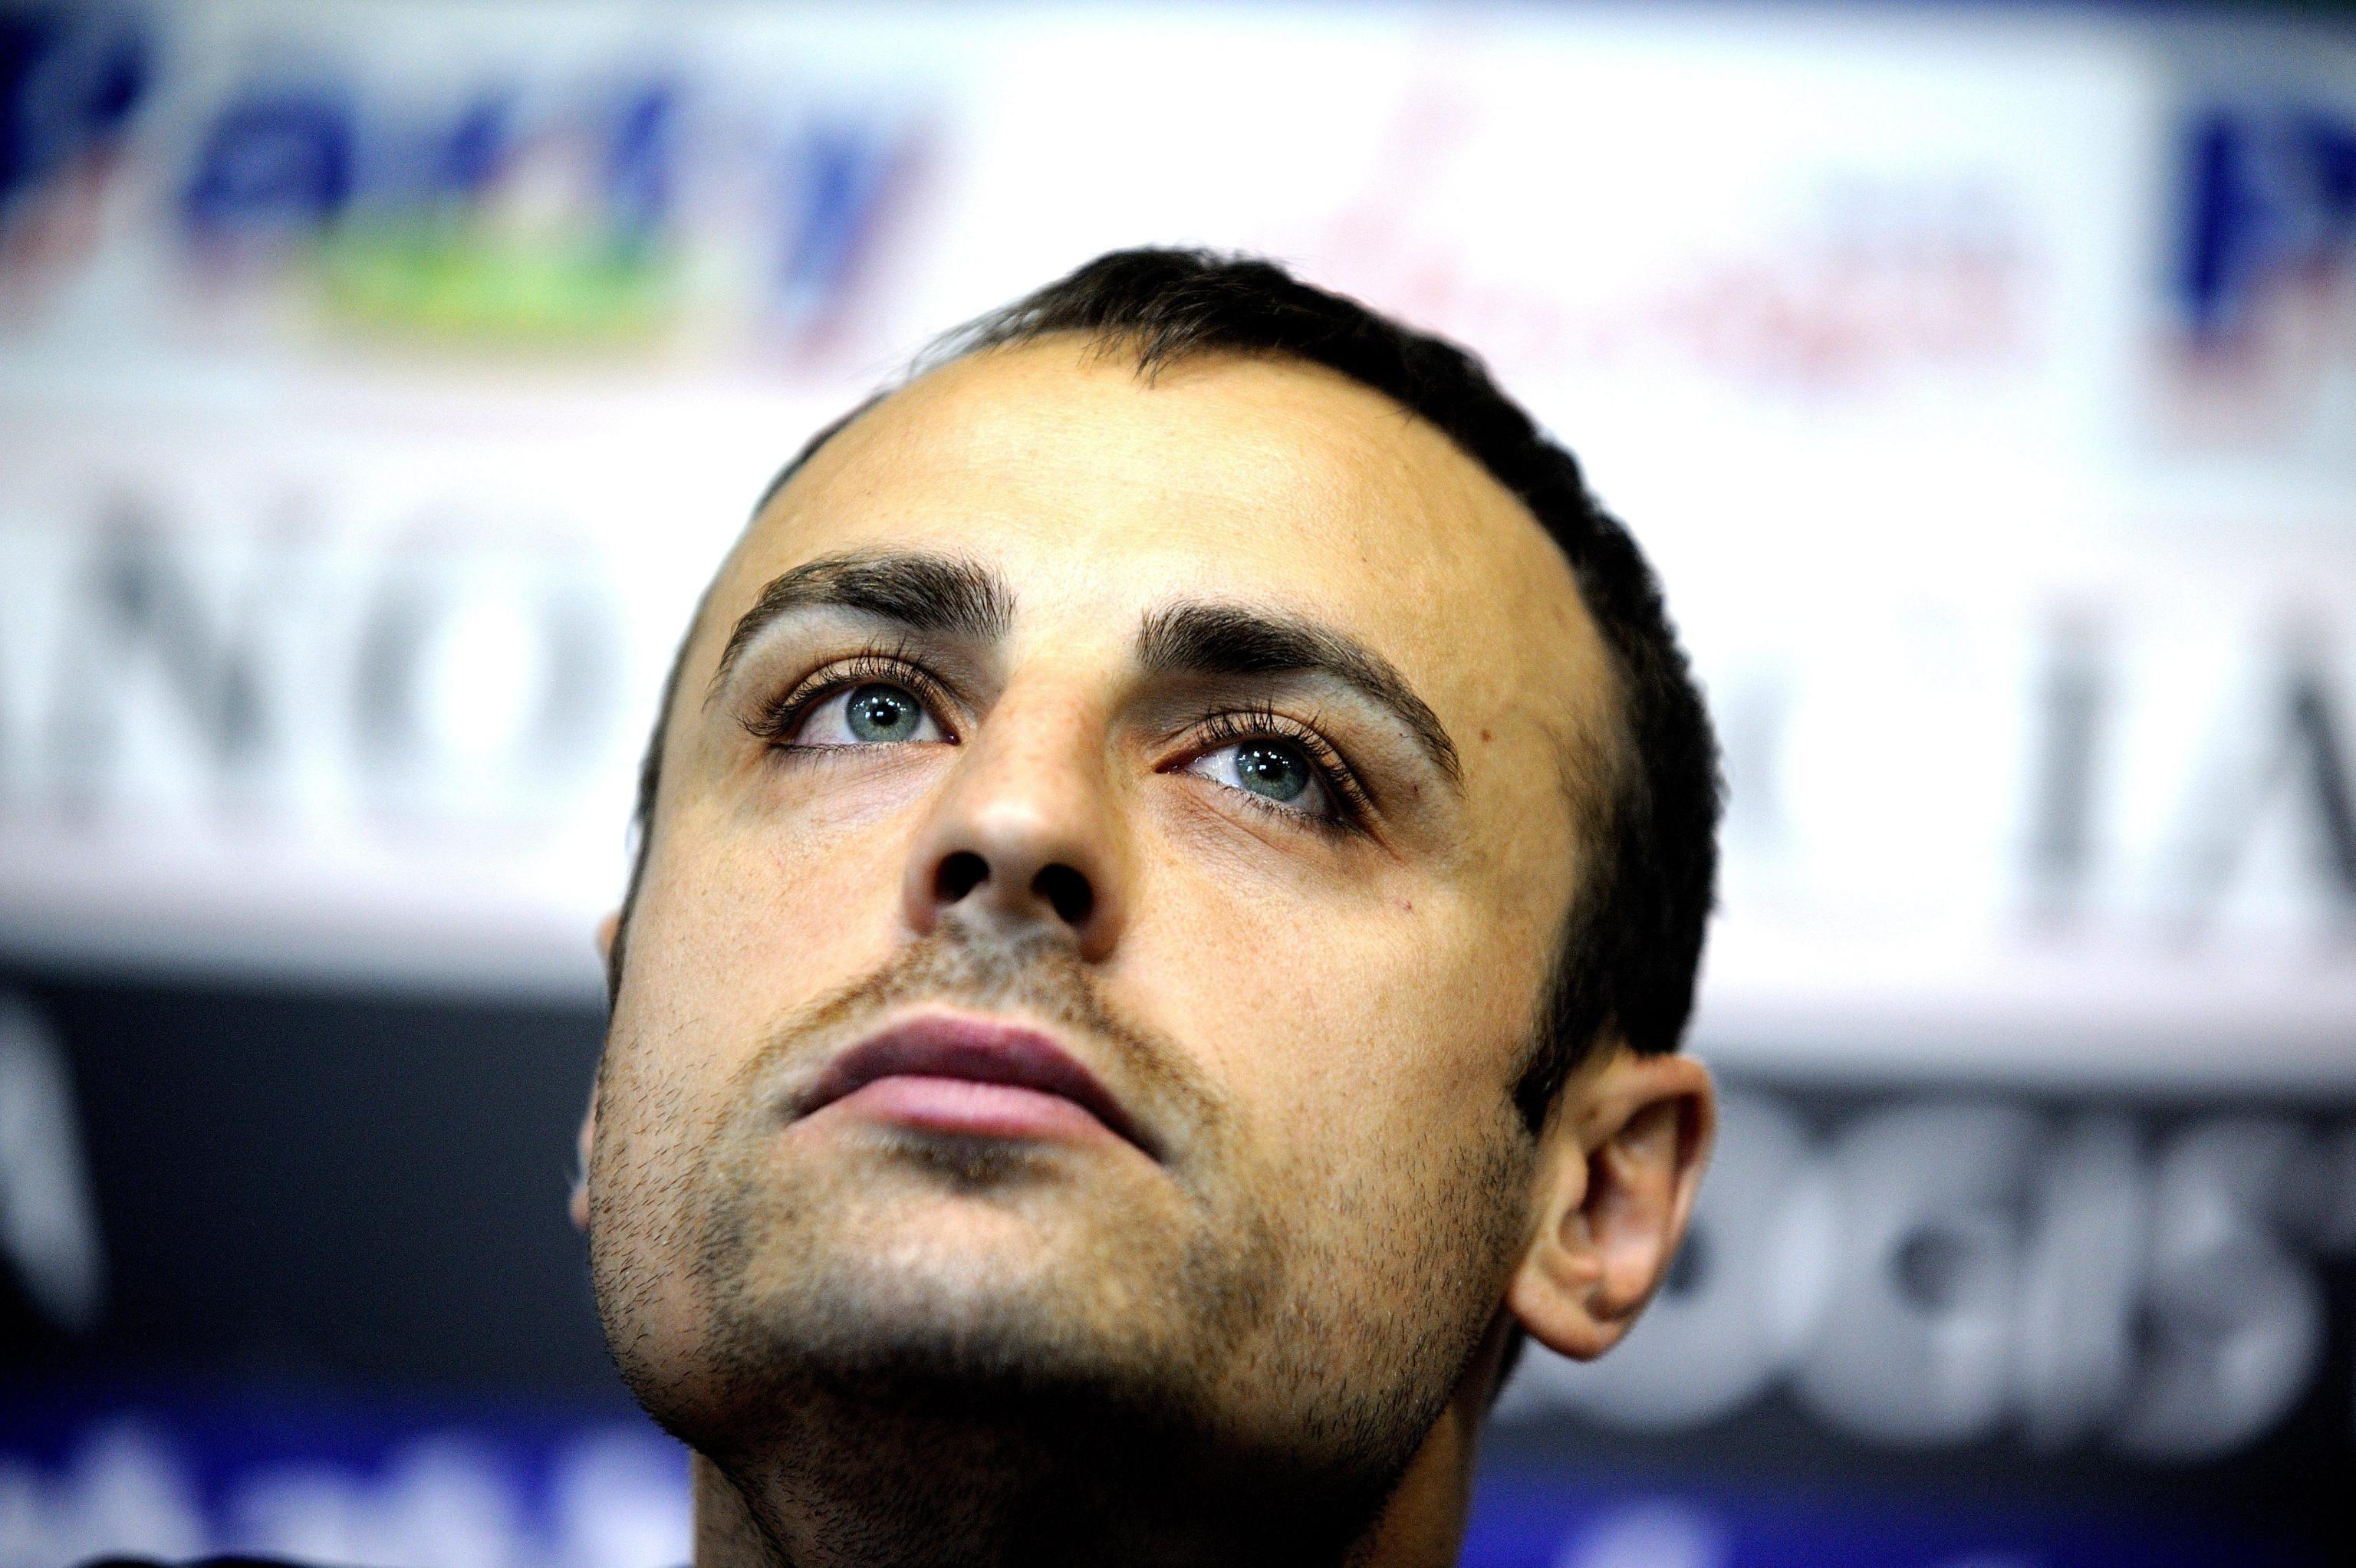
[3,2,2354,1565]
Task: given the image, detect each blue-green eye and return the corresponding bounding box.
[1186,738,1334,818]
[847,684,923,741]
[794,681,945,746]
[1233,741,1309,802]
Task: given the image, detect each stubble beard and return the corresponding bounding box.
[591,928,1535,1565]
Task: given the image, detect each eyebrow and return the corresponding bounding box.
[1137,601,1463,788]
[706,549,1013,704]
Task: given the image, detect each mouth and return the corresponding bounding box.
[792,1012,1157,1159]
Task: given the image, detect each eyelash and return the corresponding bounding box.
[742,646,959,748]
[742,654,1373,835]
[1186,700,1374,834]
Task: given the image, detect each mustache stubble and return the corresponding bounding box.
[724,920,1229,1173]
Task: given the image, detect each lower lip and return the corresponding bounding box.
[812,1073,1118,1146]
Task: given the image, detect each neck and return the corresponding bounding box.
[686,1331,1503,1568]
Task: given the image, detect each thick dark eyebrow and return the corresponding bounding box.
[705,549,1013,705]
[1137,601,1463,789]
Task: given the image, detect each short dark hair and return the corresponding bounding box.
[613,248,1719,1120]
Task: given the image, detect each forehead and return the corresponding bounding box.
[715,340,1611,734]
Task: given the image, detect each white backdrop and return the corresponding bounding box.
[4,1,2354,1087]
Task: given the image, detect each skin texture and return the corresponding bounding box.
[584,338,1715,1567]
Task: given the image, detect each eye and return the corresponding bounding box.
[789,681,946,747]
[1186,738,1335,818]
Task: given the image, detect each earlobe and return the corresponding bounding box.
[1507,1049,1715,1363]
[571,1090,596,1234]
[597,908,627,1014]
[1506,1140,1605,1359]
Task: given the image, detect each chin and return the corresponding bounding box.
[725,1146,1207,1383]
[609,1131,1266,1447]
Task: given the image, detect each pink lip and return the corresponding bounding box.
[793,1014,1154,1158]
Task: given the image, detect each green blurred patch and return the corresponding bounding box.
[317,221,679,347]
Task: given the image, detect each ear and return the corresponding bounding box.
[1506,1047,1715,1363]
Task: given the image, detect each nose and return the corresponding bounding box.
[900,699,1128,961]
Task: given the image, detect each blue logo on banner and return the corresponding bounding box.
[179,82,679,254]
[5,9,921,350]
[2176,104,2356,345]
[174,74,915,344]
[0,8,148,225]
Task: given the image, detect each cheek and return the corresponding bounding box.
[1120,850,1542,1184]
[620,790,916,1060]
[1114,868,1542,1402]
[586,1034,719,1389]
[594,797,921,1396]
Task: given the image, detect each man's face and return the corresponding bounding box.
[589,340,1617,1487]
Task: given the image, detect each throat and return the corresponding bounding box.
[683,1393,1417,1568]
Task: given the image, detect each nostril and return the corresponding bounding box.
[936,850,989,905]
[1032,863,1094,928]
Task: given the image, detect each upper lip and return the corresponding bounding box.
[794,1012,1156,1157]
